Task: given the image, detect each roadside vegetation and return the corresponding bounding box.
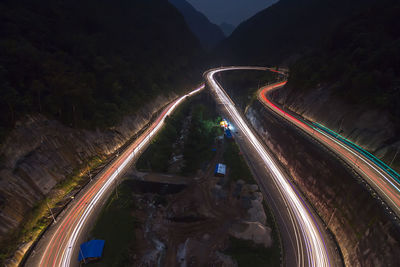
[225,236,280,267]
[136,100,191,172]
[223,141,253,183]
[88,180,139,267]
[262,201,284,267]
[137,93,222,175]
[0,155,105,264]
[181,101,222,175]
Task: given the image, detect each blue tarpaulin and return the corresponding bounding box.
[78,240,105,262]
[215,163,226,177]
[225,129,233,139]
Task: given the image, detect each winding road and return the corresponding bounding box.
[205,67,339,267]
[258,72,400,220]
[26,65,400,267]
[207,65,400,266]
[25,85,204,267]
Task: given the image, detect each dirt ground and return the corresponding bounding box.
[126,142,272,266]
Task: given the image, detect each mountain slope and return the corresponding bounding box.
[0,0,203,142]
[289,0,400,107]
[169,0,225,49]
[216,0,399,163]
[216,0,376,65]
[220,22,235,37]
[0,0,204,261]
[271,0,400,158]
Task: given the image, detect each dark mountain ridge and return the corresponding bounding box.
[220,22,235,37]
[216,0,400,165]
[169,0,225,49]
[217,0,377,65]
[289,0,400,111]
[218,0,400,167]
[274,0,400,154]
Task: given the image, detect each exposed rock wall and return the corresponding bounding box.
[0,94,175,241]
[245,100,400,266]
[269,85,400,169]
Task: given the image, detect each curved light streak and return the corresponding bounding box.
[259,80,400,218]
[205,67,331,267]
[37,85,204,267]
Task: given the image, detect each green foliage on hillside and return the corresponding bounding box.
[289,0,400,119]
[137,93,221,175]
[182,102,221,175]
[0,0,203,141]
[136,100,192,172]
[223,141,253,183]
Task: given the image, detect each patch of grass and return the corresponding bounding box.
[223,141,253,183]
[225,237,280,267]
[88,180,139,267]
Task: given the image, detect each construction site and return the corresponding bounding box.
[87,95,280,266]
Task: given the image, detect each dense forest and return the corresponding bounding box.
[0,0,203,142]
[216,0,377,65]
[217,0,400,123]
[289,0,400,120]
[136,94,220,175]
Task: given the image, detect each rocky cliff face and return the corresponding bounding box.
[0,94,175,241]
[269,85,400,170]
[245,100,400,266]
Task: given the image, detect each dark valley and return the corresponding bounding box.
[0,0,399,266]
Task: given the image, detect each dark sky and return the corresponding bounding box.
[187,0,278,26]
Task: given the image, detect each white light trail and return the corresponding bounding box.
[206,68,330,267]
[38,85,204,267]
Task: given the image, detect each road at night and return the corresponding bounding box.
[206,65,400,266]
[25,65,400,267]
[258,76,400,220]
[25,86,204,267]
[205,67,341,267]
